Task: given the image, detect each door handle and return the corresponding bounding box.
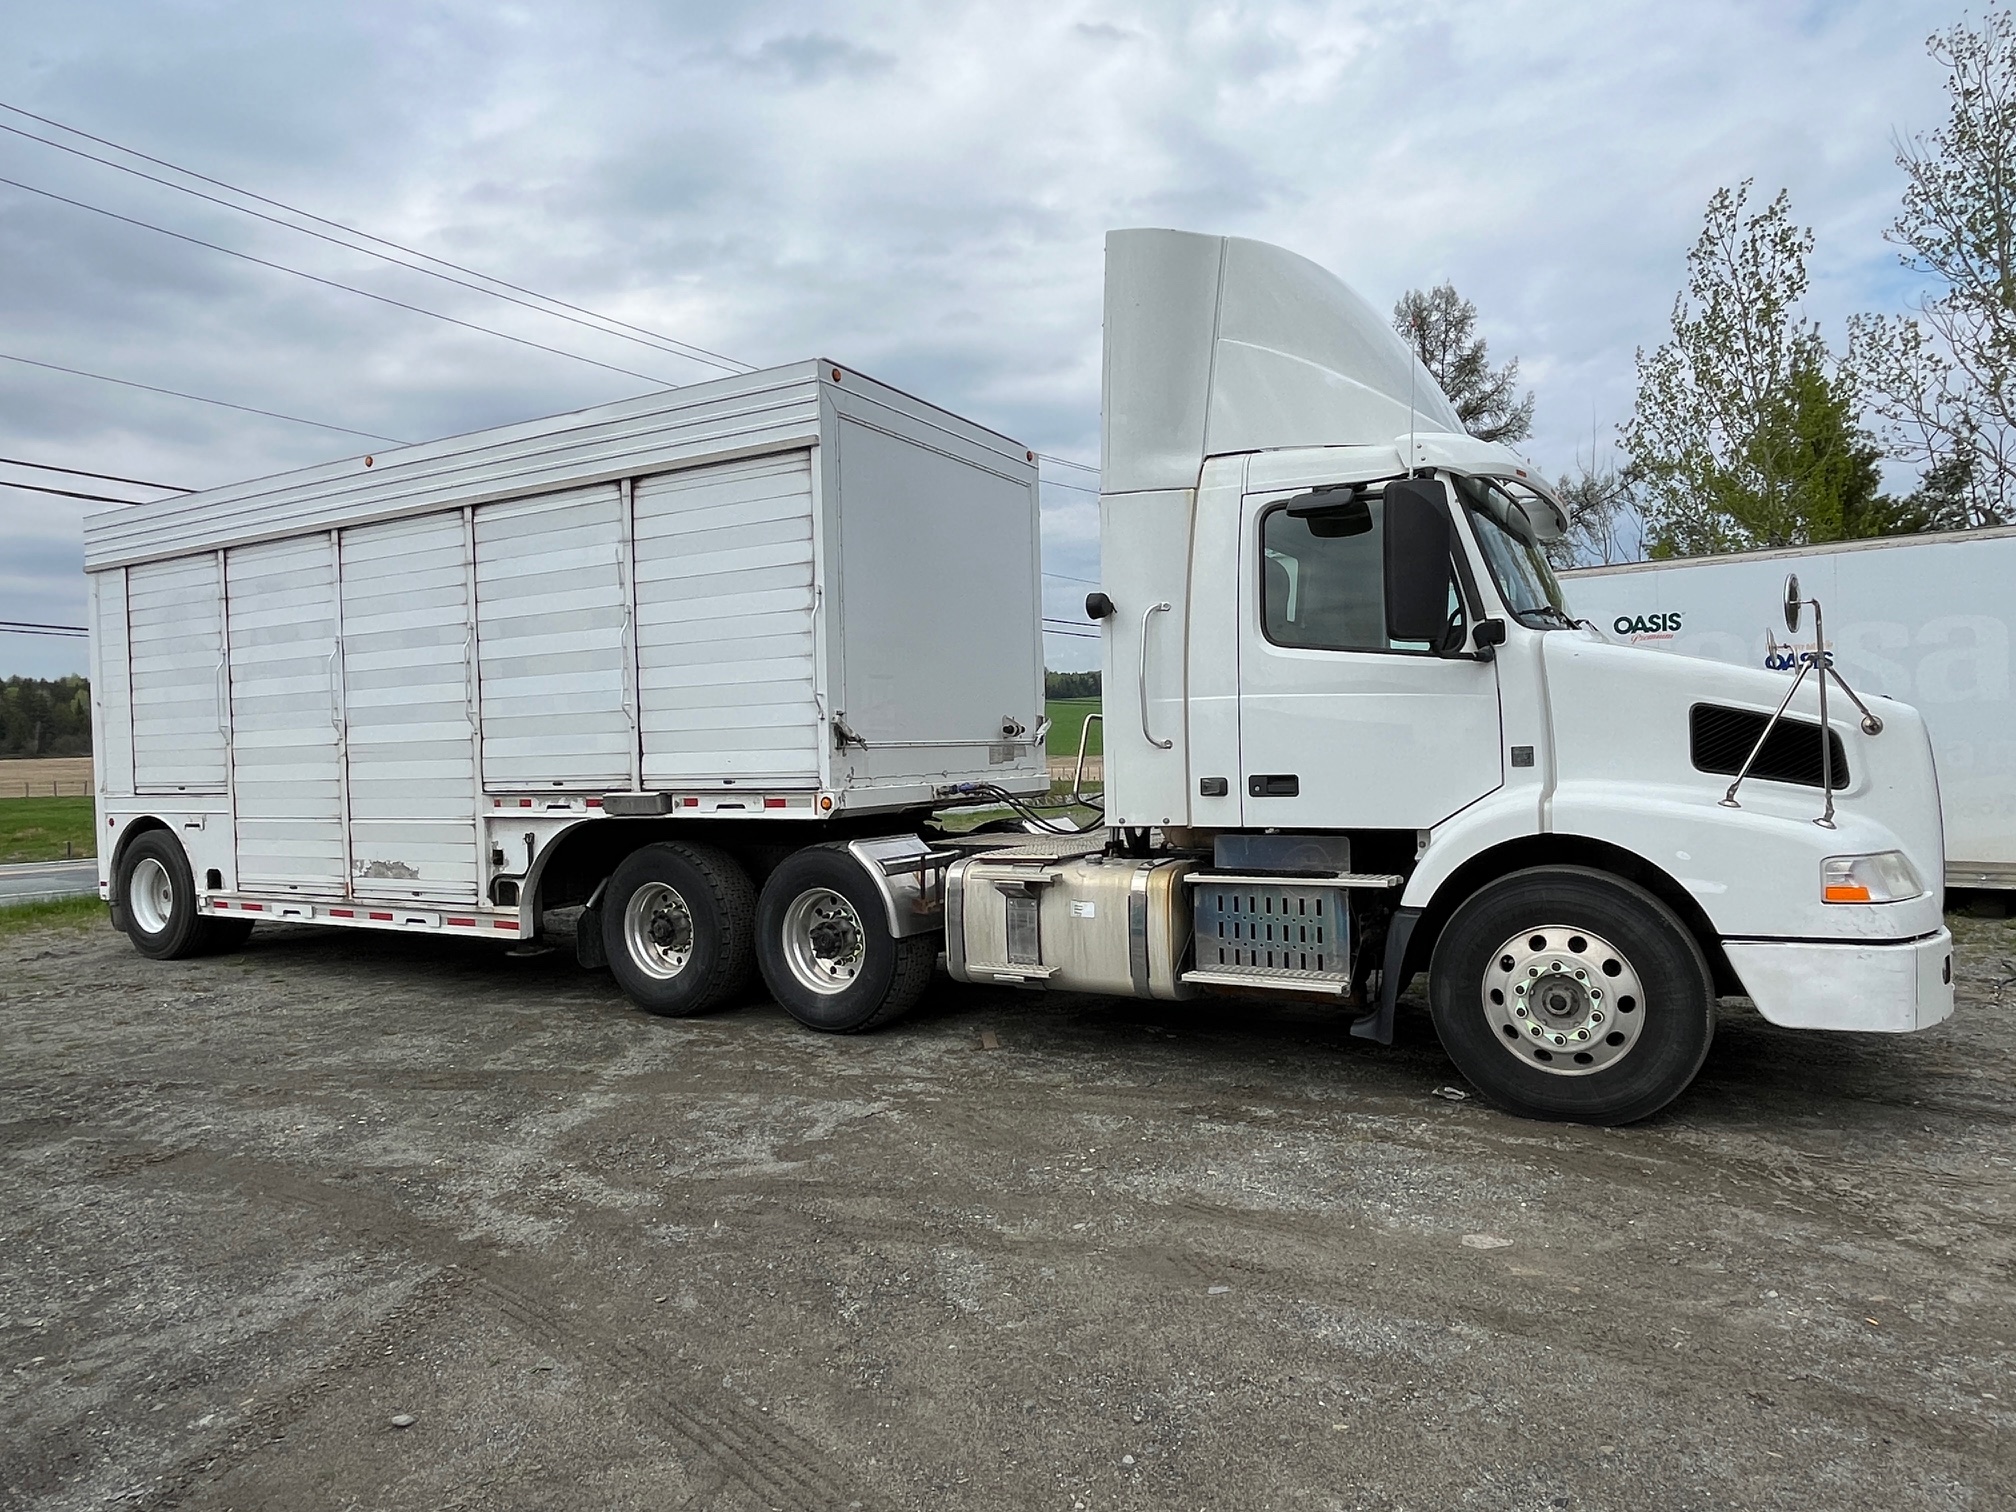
[1138,601,1173,750]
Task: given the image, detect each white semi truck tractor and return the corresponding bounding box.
[84,228,1955,1124]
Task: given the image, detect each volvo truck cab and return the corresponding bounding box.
[942,229,1954,1124]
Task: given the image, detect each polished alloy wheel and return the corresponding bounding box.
[623,881,696,980]
[128,855,176,934]
[1481,924,1646,1076]
[779,887,866,997]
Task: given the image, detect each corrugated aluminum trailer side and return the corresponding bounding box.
[1563,526,2016,889]
[83,360,1046,1030]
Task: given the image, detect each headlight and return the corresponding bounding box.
[1821,852,1924,904]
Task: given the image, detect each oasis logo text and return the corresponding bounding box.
[1614,612,1683,636]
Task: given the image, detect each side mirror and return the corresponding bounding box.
[1783,574,1802,634]
[1085,591,1115,621]
[1384,478,1456,643]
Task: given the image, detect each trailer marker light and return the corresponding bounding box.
[241,902,264,912]
[213,900,230,909]
[369,910,393,921]
[496,920,520,931]
[448,917,475,927]
[586,797,602,808]
[330,908,354,918]
[820,796,833,811]
[519,798,533,807]
[764,797,787,808]
[683,797,700,807]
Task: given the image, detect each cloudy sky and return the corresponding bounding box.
[0,0,1963,676]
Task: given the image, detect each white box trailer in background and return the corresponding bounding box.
[1562,529,2016,890]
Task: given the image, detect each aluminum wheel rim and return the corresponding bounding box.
[129,856,175,935]
[780,887,866,997]
[1483,924,1646,1076]
[623,882,695,980]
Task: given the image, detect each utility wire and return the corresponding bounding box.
[0,101,754,376]
[0,478,153,504]
[1039,477,1099,495]
[0,620,88,637]
[1042,570,1098,585]
[0,350,407,443]
[1039,452,1100,475]
[0,116,747,377]
[0,455,189,491]
[0,173,679,387]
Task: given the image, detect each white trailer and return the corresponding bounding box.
[89,232,1957,1124]
[1562,531,2016,890]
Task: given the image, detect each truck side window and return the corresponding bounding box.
[1261,499,1391,652]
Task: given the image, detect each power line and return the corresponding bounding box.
[0,478,152,504]
[0,620,88,637]
[1039,452,1100,475]
[1040,477,1099,495]
[0,115,748,377]
[0,99,758,376]
[1042,570,1099,585]
[0,173,680,387]
[0,455,189,491]
[0,350,408,443]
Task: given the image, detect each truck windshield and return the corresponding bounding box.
[1453,475,1572,628]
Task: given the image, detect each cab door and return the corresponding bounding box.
[1236,482,1503,828]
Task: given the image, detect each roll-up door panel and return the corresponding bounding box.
[227,536,345,893]
[129,554,227,793]
[89,569,134,796]
[475,484,632,789]
[341,512,479,900]
[634,453,819,784]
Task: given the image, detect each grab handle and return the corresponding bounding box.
[1138,601,1173,750]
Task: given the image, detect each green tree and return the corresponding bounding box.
[1850,9,2016,527]
[1624,182,1905,557]
[1392,283,1535,444]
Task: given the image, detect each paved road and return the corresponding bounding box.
[0,859,98,905]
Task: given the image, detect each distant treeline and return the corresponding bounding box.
[1,676,91,757]
[1045,670,1100,700]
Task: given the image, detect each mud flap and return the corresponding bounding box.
[575,903,608,970]
[1351,905,1422,1045]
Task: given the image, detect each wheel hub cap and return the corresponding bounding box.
[623,883,695,980]
[1482,925,1646,1077]
[781,888,866,997]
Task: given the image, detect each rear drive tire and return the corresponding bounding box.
[116,830,210,961]
[1427,865,1715,1125]
[601,842,756,1017]
[756,845,935,1033]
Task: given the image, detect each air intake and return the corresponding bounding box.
[1690,704,1848,789]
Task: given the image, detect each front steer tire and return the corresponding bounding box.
[755,845,936,1034]
[1428,865,1716,1125]
[602,842,756,1017]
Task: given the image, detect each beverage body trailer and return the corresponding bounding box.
[1562,531,2016,891]
[88,233,1956,1124]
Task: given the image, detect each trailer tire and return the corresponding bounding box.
[1427,865,1715,1125]
[116,830,211,961]
[756,845,935,1034]
[602,842,757,1017]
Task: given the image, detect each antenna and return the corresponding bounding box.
[1407,312,1419,473]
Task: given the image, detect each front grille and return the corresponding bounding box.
[1690,703,1849,789]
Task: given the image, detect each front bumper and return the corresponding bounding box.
[1723,929,1955,1033]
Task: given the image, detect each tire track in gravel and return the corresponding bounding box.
[102,1147,874,1512]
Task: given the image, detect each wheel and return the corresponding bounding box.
[755,845,936,1033]
[1427,866,1716,1125]
[601,842,756,1016]
[116,830,211,960]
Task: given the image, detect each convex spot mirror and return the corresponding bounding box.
[1285,484,1373,539]
[1783,573,1802,634]
[1384,477,1457,644]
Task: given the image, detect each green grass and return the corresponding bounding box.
[0,795,98,864]
[1046,698,1103,760]
[0,894,107,936]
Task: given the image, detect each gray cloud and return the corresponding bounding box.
[0,0,1960,676]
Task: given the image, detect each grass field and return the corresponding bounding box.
[1045,698,1103,759]
[0,795,98,863]
[0,895,106,935]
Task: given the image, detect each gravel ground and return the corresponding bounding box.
[2,910,2012,1512]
